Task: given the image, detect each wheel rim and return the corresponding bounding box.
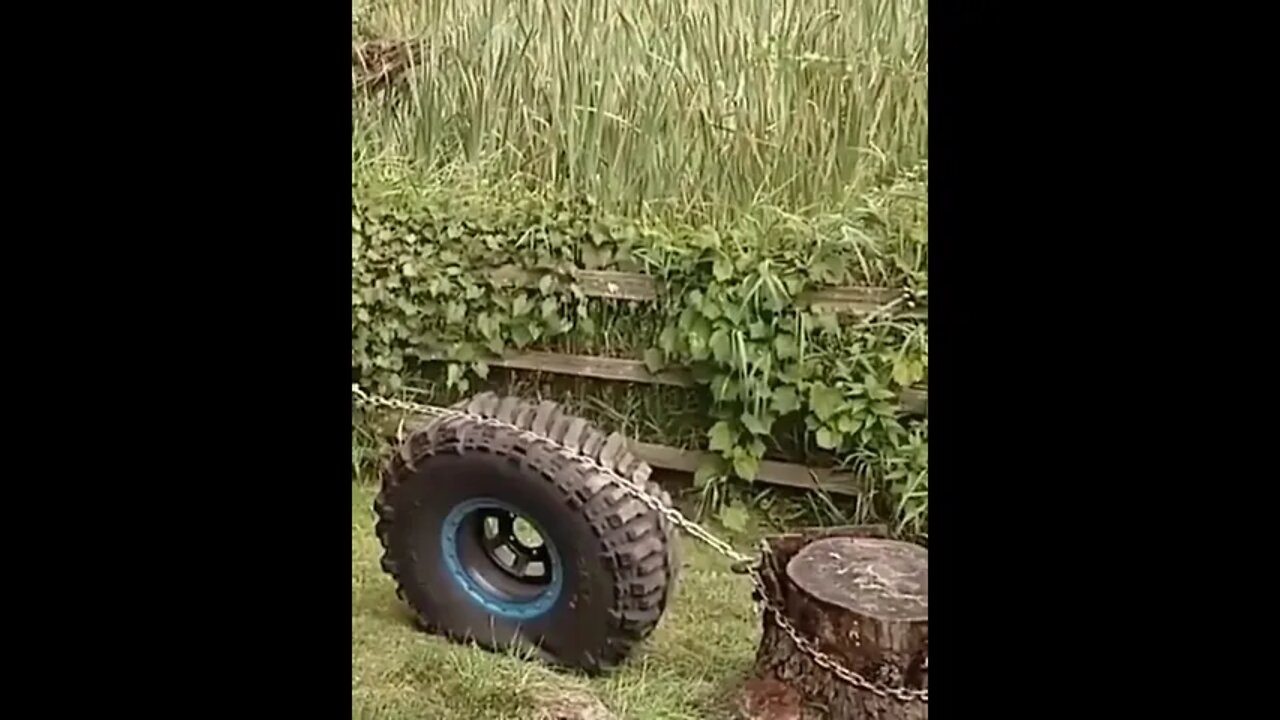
[440,498,563,619]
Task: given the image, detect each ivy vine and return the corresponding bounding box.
[352,166,928,537]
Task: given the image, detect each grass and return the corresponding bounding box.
[352,0,927,222]
[350,0,929,705]
[351,482,763,719]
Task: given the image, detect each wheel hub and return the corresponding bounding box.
[478,510,552,584]
[440,498,563,619]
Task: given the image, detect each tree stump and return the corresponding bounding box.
[743,529,928,720]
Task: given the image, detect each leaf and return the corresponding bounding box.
[446,302,467,324]
[892,358,921,387]
[732,450,760,482]
[711,375,740,403]
[701,297,723,320]
[707,421,737,453]
[476,313,496,339]
[511,294,531,317]
[445,363,464,388]
[472,361,490,379]
[837,414,863,434]
[773,334,798,360]
[749,320,769,339]
[658,326,677,354]
[812,250,845,284]
[538,273,555,295]
[771,385,800,414]
[401,262,418,278]
[581,244,613,270]
[643,348,665,374]
[740,412,771,436]
[722,301,745,324]
[694,455,725,488]
[693,227,721,250]
[540,297,559,320]
[450,342,476,363]
[510,324,533,348]
[717,503,749,533]
[815,427,841,450]
[710,328,733,363]
[686,317,712,360]
[809,382,844,422]
[677,305,699,332]
[713,257,734,281]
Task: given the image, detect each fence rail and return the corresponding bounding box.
[369,406,862,496]
[407,271,927,496]
[632,442,860,495]
[491,267,928,318]
[455,350,928,415]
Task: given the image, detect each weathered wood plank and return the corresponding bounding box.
[364,406,862,496]
[487,351,695,387]
[802,286,927,319]
[901,386,928,415]
[810,286,902,303]
[478,351,928,414]
[486,267,925,316]
[631,442,861,496]
[575,270,658,301]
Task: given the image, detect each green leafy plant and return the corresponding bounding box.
[352,162,928,540]
[352,191,645,396]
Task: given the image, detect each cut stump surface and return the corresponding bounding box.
[787,538,928,622]
[743,530,927,720]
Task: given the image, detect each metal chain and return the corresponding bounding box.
[764,597,928,702]
[353,384,927,703]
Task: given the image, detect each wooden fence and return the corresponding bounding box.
[428,269,928,496]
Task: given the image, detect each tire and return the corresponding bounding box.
[374,393,680,672]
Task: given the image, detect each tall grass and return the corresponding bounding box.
[352,0,927,220]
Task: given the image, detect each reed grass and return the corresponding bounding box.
[352,0,927,221]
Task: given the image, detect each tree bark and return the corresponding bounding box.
[741,528,928,720]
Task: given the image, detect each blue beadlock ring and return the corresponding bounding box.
[440,497,563,620]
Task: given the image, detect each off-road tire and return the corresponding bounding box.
[374,393,680,672]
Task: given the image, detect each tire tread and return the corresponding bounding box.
[374,392,680,672]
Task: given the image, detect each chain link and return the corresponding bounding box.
[353,384,927,703]
[765,600,928,702]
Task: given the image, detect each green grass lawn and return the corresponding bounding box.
[351,483,761,719]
